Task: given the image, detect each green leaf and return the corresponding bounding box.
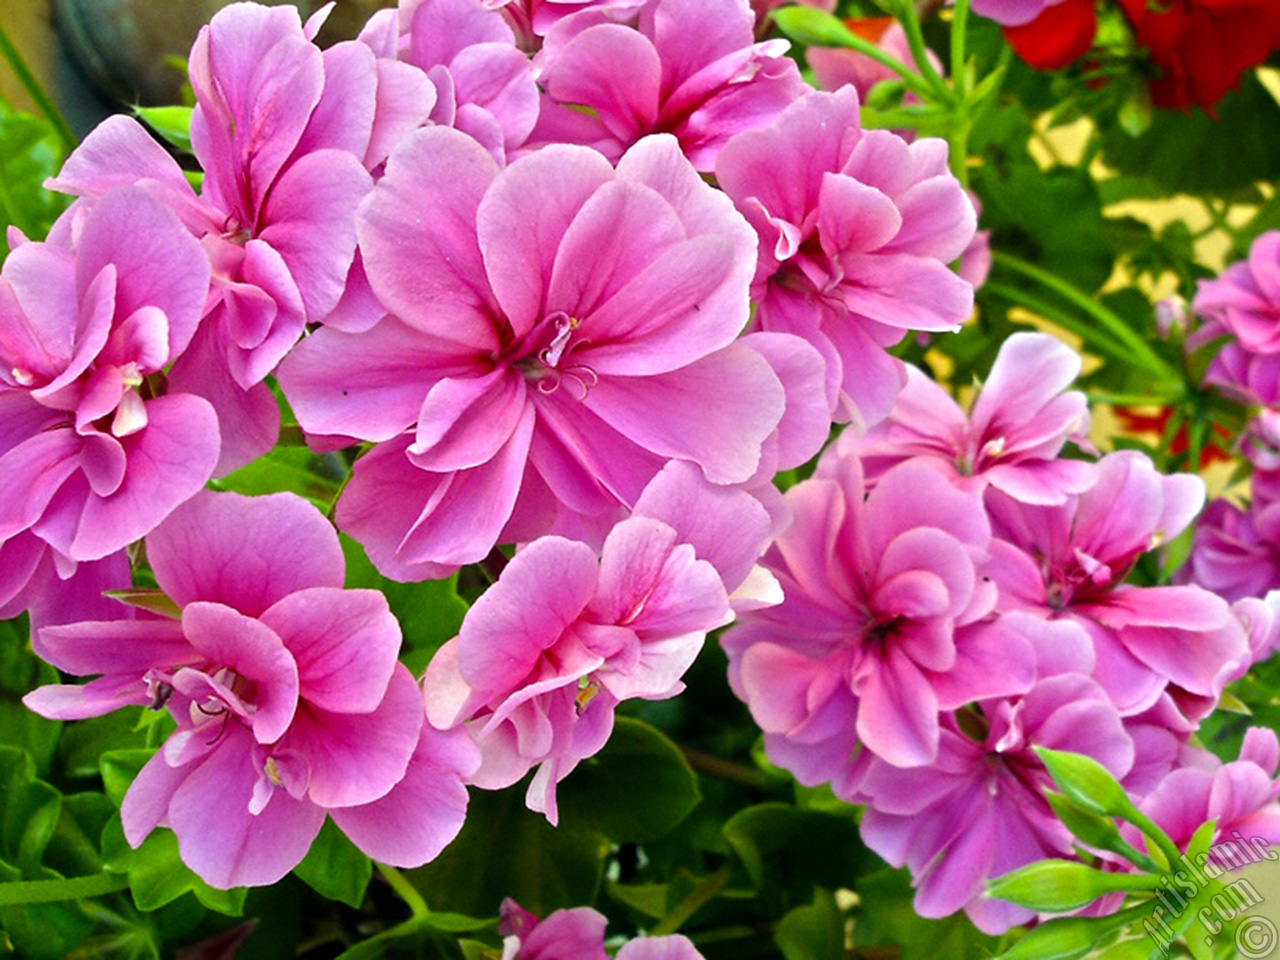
[210,444,343,509]
[133,105,193,152]
[986,859,1157,912]
[855,867,1000,960]
[99,750,155,809]
[293,818,371,909]
[0,615,61,774]
[406,785,607,917]
[0,106,68,251]
[100,814,245,916]
[774,888,845,960]
[722,803,867,892]
[55,709,150,783]
[0,746,61,875]
[555,718,700,843]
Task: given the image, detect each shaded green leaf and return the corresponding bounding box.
[556,718,700,844]
[294,818,371,909]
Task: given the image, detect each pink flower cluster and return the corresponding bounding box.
[499,898,705,959]
[1182,232,1280,600]
[723,332,1257,932]
[24,491,477,889]
[14,0,1265,937]
[2,0,984,892]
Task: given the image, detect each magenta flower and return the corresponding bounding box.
[492,0,647,44]
[527,0,808,171]
[24,491,476,888]
[279,127,812,579]
[359,0,539,163]
[971,0,1071,27]
[722,452,1029,775]
[616,936,706,960]
[0,187,216,623]
[854,672,1134,934]
[839,331,1095,504]
[49,2,380,472]
[498,899,609,960]
[988,450,1248,721]
[716,87,975,427]
[1129,727,1280,867]
[1193,231,1280,355]
[1182,471,1280,603]
[424,463,771,822]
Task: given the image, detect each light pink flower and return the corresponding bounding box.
[616,936,706,960]
[489,0,646,46]
[716,87,975,427]
[527,0,808,171]
[424,463,771,822]
[988,450,1248,722]
[1193,231,1280,356]
[722,452,1029,776]
[0,187,216,622]
[854,672,1134,934]
[836,331,1095,504]
[279,128,818,579]
[24,491,477,888]
[498,899,609,960]
[1129,728,1280,868]
[48,2,380,472]
[359,0,539,163]
[1182,471,1280,603]
[971,0,1071,27]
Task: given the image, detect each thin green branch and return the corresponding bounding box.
[982,280,1136,369]
[682,747,779,791]
[0,872,130,906]
[0,21,75,151]
[648,864,732,937]
[890,0,955,104]
[377,863,429,919]
[990,251,1172,378]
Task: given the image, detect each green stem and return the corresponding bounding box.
[0,22,75,151]
[990,251,1172,377]
[815,23,941,104]
[892,0,955,104]
[947,0,971,187]
[1087,391,1181,407]
[681,747,779,791]
[0,873,130,906]
[648,864,732,937]
[982,280,1136,369]
[377,863,429,919]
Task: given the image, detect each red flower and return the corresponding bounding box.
[1004,0,1098,70]
[1116,0,1280,111]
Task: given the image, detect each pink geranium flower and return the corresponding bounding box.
[988,450,1248,722]
[1193,231,1280,355]
[24,491,476,889]
[854,670,1135,934]
[1129,727,1280,866]
[971,0,1071,27]
[838,331,1096,504]
[1182,471,1280,603]
[424,463,773,822]
[498,899,609,959]
[279,127,819,579]
[721,452,1031,776]
[0,187,216,624]
[358,0,539,163]
[527,0,808,171]
[49,2,380,472]
[716,87,976,427]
